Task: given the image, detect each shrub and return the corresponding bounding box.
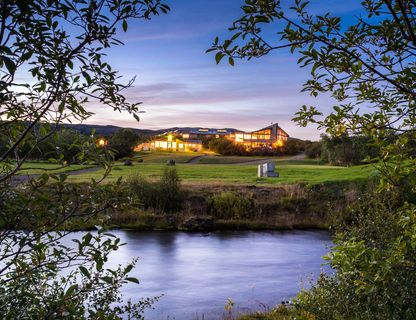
[294,190,416,320]
[109,128,140,159]
[127,167,184,213]
[320,134,379,166]
[209,192,254,219]
[305,141,322,159]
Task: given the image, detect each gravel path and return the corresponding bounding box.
[5,166,102,186]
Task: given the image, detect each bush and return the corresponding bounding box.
[320,134,379,166]
[305,141,322,159]
[208,192,254,219]
[294,190,416,319]
[127,167,184,213]
[110,128,140,159]
[207,137,247,156]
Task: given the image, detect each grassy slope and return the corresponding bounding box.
[68,161,376,185]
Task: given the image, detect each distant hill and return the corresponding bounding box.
[63,123,163,136]
[64,124,238,137]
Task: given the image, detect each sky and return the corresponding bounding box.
[86,0,364,140]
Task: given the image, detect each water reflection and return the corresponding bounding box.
[104,230,331,320]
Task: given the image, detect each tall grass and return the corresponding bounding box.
[127,167,184,213]
[208,192,255,219]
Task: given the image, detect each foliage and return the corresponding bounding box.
[110,128,140,159]
[206,136,309,156]
[295,191,416,319]
[305,141,321,159]
[209,0,416,184]
[237,304,313,320]
[127,167,184,213]
[280,138,310,156]
[320,134,380,166]
[208,192,254,219]
[212,0,416,318]
[0,0,169,318]
[207,137,247,156]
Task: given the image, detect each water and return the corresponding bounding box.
[103,230,332,319]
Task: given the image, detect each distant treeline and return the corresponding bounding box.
[0,125,146,162]
[202,136,312,157]
[306,133,416,166]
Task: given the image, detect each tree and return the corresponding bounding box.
[305,141,322,159]
[209,0,416,185]
[0,0,169,318]
[210,1,416,318]
[110,128,140,159]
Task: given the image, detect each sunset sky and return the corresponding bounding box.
[86,0,363,140]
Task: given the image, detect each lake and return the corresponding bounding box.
[103,230,332,319]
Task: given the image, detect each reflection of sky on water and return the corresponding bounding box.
[101,230,332,320]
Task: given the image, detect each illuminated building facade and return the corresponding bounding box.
[135,123,288,152]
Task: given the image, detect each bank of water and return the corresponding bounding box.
[103,230,331,319]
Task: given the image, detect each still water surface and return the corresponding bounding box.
[105,230,331,319]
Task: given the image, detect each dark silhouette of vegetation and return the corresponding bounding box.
[204,136,311,156]
[127,167,184,213]
[214,0,416,318]
[0,0,170,318]
[109,128,140,159]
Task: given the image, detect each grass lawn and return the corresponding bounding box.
[135,151,204,163]
[68,162,377,185]
[196,155,271,164]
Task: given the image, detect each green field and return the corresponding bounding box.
[67,162,377,185]
[196,155,270,164]
[7,153,377,186]
[136,151,204,163]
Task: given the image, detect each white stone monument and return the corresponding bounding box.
[258,162,279,178]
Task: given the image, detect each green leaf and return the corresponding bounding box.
[65,284,78,297]
[101,276,113,284]
[83,232,92,245]
[215,52,224,64]
[125,264,134,273]
[79,266,90,278]
[122,20,128,32]
[125,277,140,284]
[2,56,16,74]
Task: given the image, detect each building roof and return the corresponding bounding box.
[177,128,234,135]
[170,123,288,137]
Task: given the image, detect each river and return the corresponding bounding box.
[101,230,331,319]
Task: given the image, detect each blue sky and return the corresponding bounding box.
[86,0,363,140]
